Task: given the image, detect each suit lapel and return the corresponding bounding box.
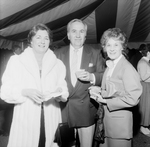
[62,47,75,94]
[102,68,108,90]
[65,45,92,96]
[80,45,91,71]
[63,48,71,82]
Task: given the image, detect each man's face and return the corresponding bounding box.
[67,21,86,49]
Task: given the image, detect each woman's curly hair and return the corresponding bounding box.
[100,28,128,55]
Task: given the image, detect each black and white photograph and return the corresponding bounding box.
[0,0,150,147]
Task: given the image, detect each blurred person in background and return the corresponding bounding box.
[137,43,150,137]
[12,44,23,55]
[130,44,145,70]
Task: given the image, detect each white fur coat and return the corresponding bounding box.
[1,47,68,147]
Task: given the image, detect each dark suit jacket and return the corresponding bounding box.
[54,44,105,127]
[129,50,142,70]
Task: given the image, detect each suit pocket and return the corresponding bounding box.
[105,111,132,139]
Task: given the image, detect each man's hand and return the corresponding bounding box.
[76,69,93,82]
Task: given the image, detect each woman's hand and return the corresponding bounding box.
[90,92,106,104]
[22,89,43,104]
[55,96,67,102]
[51,88,68,102]
[89,86,101,94]
[43,87,68,102]
[89,86,106,104]
[43,87,63,101]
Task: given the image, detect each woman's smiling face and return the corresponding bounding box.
[105,38,123,60]
[31,30,50,54]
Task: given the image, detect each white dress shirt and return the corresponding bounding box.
[69,44,95,85]
[69,44,83,71]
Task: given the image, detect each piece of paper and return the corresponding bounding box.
[50,91,66,98]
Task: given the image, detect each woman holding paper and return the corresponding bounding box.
[89,28,142,147]
[0,23,68,147]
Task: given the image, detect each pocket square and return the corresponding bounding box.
[89,63,93,67]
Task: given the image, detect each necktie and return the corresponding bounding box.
[71,49,78,86]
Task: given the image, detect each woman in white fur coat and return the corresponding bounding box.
[0,23,69,147]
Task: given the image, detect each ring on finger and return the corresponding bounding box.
[96,96,98,101]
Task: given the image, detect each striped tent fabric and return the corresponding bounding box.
[0,0,150,50]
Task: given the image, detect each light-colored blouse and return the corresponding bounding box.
[137,57,150,82]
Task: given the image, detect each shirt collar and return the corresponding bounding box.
[70,44,83,52]
[113,54,123,66]
[143,56,149,62]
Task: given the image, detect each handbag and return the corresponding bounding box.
[54,122,75,146]
[94,103,105,143]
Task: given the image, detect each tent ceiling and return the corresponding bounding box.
[0,0,150,50]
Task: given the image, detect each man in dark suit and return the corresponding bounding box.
[54,19,105,147]
[130,44,146,70]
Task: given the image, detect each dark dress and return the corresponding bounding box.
[38,70,45,147]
